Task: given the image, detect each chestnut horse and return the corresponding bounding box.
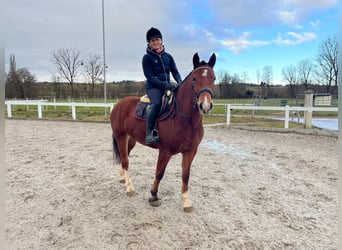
[110,52,216,212]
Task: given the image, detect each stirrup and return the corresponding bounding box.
[151,129,160,143]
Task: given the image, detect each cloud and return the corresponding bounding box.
[279,10,298,25]
[277,0,337,26]
[281,0,337,9]
[274,32,317,46]
[309,19,321,28]
[221,32,270,53]
[221,30,317,53]
[4,0,336,82]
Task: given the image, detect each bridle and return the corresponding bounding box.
[191,66,215,105]
[178,66,215,118]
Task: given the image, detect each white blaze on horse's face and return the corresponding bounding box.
[200,95,212,114]
[196,68,214,115]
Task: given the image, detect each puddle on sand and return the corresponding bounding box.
[200,140,254,159]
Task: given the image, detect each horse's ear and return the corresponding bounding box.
[193,52,200,69]
[208,53,216,68]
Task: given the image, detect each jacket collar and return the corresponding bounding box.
[146,45,165,56]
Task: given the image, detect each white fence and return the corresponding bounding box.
[4,101,338,128]
[5,100,114,120]
[226,104,338,129]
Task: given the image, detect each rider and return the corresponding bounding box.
[142,27,182,144]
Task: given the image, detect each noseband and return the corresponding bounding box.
[195,87,214,100]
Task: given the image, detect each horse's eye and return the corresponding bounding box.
[192,77,196,81]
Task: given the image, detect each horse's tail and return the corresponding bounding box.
[112,134,121,164]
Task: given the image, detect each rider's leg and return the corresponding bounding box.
[145,88,162,144]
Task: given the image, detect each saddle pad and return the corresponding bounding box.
[140,95,150,103]
[134,100,175,121]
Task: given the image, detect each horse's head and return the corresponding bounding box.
[191,52,216,115]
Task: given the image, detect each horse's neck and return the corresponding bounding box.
[175,82,201,122]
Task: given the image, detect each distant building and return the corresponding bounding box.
[314,93,331,106]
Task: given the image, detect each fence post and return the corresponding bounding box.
[7,103,12,118]
[26,98,29,111]
[284,105,289,129]
[53,97,56,111]
[71,103,76,120]
[304,90,314,128]
[226,104,231,126]
[37,102,42,119]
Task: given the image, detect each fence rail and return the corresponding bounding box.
[5,100,114,120]
[226,104,338,128]
[4,101,338,129]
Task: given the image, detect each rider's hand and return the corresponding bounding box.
[165,82,178,92]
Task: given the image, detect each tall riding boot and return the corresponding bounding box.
[145,104,160,144]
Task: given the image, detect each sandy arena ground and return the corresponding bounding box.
[5,119,337,249]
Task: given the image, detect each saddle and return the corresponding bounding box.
[134,90,175,120]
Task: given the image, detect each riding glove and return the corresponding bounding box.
[165,82,178,92]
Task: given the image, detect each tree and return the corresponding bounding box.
[241,70,249,83]
[261,65,272,98]
[51,48,83,99]
[6,54,36,98]
[262,65,273,85]
[297,59,315,90]
[256,69,260,84]
[316,35,338,93]
[16,68,36,98]
[282,64,297,98]
[83,54,103,98]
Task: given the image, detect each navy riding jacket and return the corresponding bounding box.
[142,46,182,91]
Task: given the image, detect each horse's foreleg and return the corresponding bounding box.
[119,167,125,183]
[181,150,197,212]
[149,150,172,207]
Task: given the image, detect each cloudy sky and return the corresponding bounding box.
[5,0,338,85]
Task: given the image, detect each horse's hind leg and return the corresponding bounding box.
[116,134,135,196]
[119,137,136,183]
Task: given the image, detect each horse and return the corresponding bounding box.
[110,52,216,212]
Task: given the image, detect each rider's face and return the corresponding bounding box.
[149,37,162,50]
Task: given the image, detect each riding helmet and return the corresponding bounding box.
[146,27,162,42]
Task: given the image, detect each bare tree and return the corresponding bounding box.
[241,70,249,83]
[256,69,260,84]
[262,65,273,85]
[51,48,83,99]
[6,54,36,98]
[83,54,103,98]
[260,65,272,98]
[282,64,297,97]
[297,59,315,90]
[316,35,338,93]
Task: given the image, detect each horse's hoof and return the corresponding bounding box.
[119,179,125,184]
[127,191,135,197]
[183,206,193,213]
[149,200,161,207]
[148,196,161,207]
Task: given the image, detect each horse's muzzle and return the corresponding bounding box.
[197,88,214,115]
[199,99,213,114]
